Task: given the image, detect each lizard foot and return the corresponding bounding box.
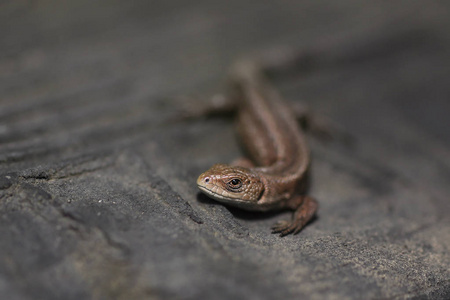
[271,196,318,237]
[271,220,299,237]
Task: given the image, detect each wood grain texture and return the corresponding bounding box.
[1,1,449,299]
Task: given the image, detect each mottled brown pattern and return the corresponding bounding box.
[198,60,317,236]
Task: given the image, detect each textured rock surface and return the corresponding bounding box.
[1,1,450,299]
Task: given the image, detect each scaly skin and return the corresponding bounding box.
[197,59,318,237]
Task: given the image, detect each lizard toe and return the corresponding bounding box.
[292,218,306,235]
[279,223,296,237]
[272,220,299,236]
[271,220,290,233]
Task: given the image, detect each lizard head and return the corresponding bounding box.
[197,164,265,205]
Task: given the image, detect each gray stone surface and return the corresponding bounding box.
[1,1,450,299]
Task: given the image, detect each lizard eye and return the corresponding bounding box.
[227,178,242,190]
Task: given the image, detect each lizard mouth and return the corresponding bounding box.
[197,184,249,203]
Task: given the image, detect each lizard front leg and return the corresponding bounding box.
[271,195,318,237]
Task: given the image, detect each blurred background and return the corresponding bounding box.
[0,1,449,299]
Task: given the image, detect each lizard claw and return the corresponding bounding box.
[271,196,318,237]
[271,219,305,237]
[271,220,289,232]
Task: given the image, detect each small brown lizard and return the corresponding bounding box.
[197,55,318,237]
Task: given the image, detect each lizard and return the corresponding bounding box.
[195,29,416,236]
[196,55,318,237]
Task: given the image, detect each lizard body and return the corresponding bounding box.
[197,59,318,236]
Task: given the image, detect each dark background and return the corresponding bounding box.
[1,1,449,299]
